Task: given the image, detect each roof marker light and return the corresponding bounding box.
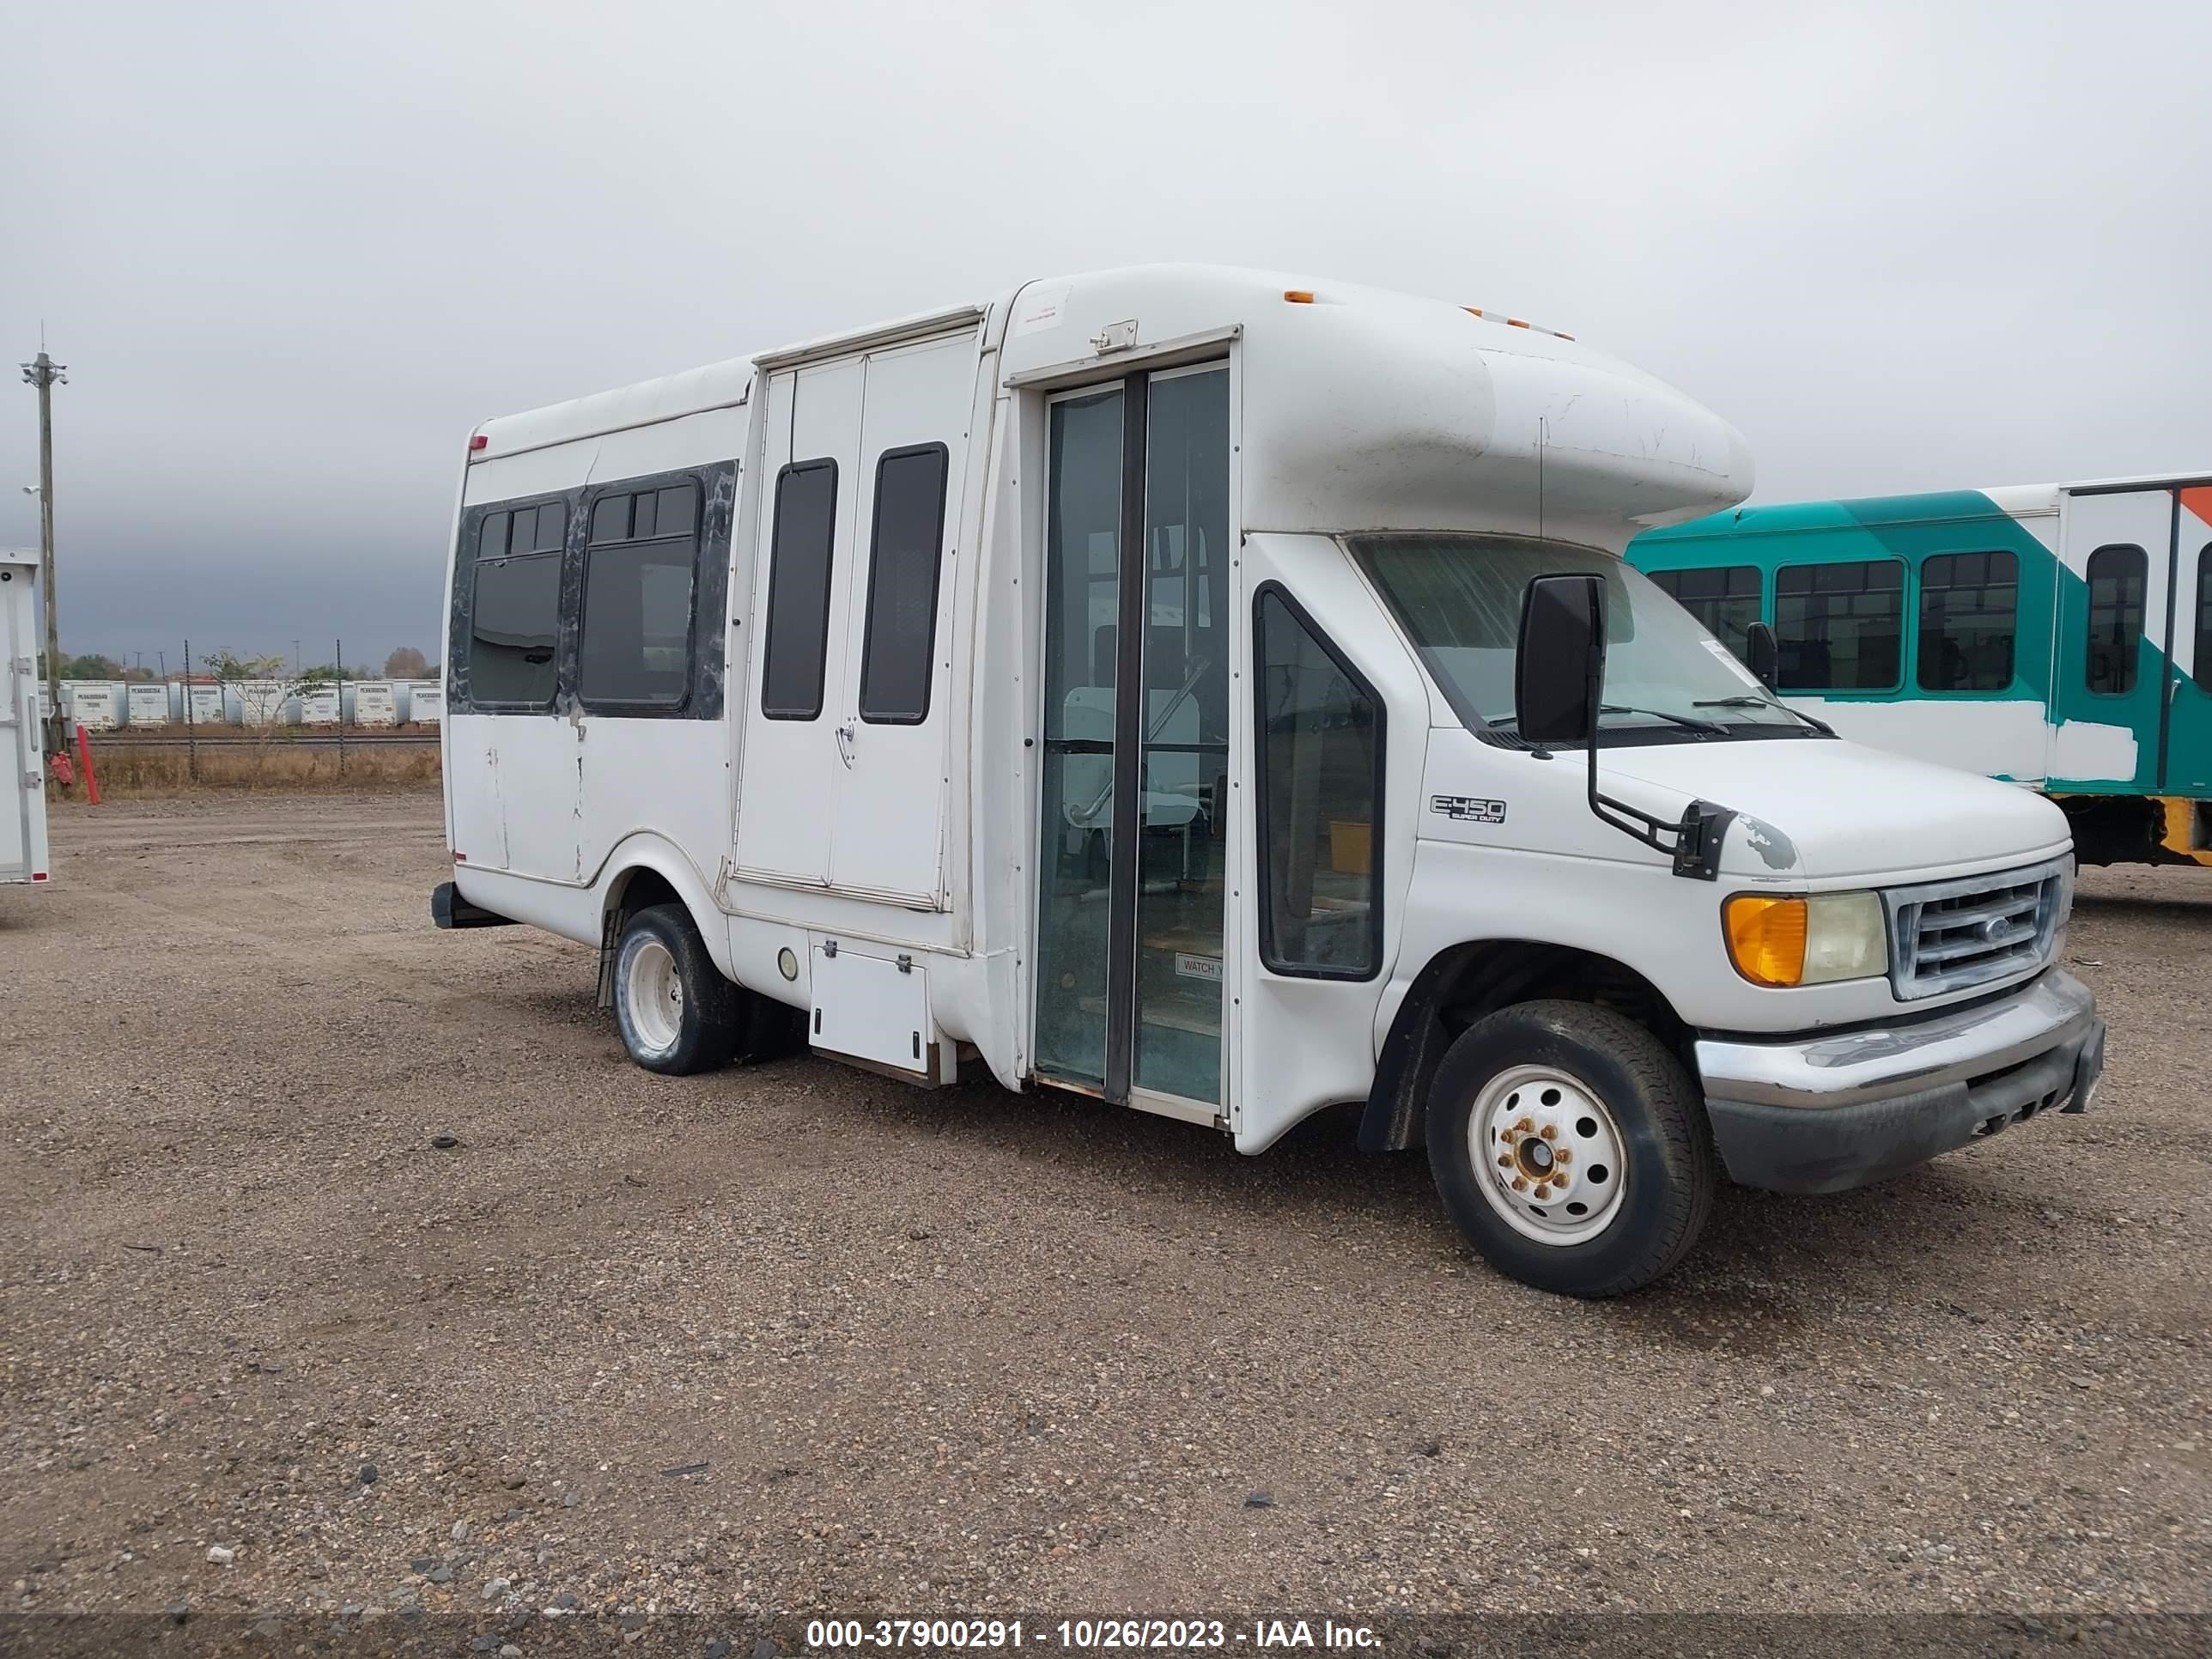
[469,434,489,452]
[1283,289,1315,304]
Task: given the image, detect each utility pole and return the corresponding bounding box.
[21,345,66,757]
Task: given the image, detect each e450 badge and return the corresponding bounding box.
[1430,793,1507,824]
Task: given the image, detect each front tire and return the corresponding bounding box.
[612,903,743,1076]
[1426,1000,1715,1297]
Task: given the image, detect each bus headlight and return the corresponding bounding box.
[1724,891,1889,988]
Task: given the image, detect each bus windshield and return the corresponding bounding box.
[1350,533,1808,739]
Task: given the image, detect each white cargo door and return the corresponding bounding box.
[0,564,46,880]
[735,359,866,885]
[827,331,977,904]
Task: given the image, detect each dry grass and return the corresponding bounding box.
[70,737,442,796]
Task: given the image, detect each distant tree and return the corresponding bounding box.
[61,652,124,679]
[384,646,431,678]
[206,650,305,732]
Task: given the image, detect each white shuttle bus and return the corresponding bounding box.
[437,266,2104,1295]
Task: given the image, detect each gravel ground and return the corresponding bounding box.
[1,793,2205,1630]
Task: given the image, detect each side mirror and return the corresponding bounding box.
[1515,573,1604,744]
[1744,622,1778,692]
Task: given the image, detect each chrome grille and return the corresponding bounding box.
[1885,857,2069,1000]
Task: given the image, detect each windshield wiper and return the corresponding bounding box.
[1600,703,1729,735]
[1692,695,1836,737]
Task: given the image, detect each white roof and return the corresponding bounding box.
[471,263,1755,542]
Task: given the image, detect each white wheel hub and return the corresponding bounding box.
[1468,1063,1627,1246]
[623,937,684,1056]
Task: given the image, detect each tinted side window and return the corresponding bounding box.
[1650,564,1761,658]
[580,479,699,707]
[468,498,567,705]
[471,551,562,704]
[1917,550,2018,691]
[2086,544,2147,695]
[761,460,839,720]
[1775,560,1903,690]
[1255,588,1382,979]
[859,445,951,724]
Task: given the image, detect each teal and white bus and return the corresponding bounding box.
[1628,475,2212,867]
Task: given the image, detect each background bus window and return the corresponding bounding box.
[1917,550,2017,691]
[2085,544,2147,696]
[2197,546,2212,676]
[1775,560,1903,691]
[1649,564,1760,659]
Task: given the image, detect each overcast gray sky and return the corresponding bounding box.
[3,0,2205,669]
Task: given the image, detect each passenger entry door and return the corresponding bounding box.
[2053,488,2172,793]
[1031,363,1234,1115]
[2163,489,2212,796]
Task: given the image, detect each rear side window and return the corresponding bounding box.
[1774,560,1903,690]
[579,479,699,708]
[1255,587,1383,979]
[760,460,839,720]
[469,498,568,705]
[1649,564,1760,659]
[2086,544,2147,695]
[859,445,951,724]
[1917,550,2018,691]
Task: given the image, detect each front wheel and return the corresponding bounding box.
[1426,1000,1716,1297]
[612,902,744,1076]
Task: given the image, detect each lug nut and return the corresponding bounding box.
[1553,1148,1571,1164]
[1517,1117,1534,1135]
[1511,1177,1528,1192]
[1534,1185,1552,1200]
[1540,1124,1557,1140]
[1497,1154,1512,1168]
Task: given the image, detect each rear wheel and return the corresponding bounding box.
[612,903,743,1075]
[1426,1000,1715,1297]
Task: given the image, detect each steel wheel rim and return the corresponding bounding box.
[1467,1063,1627,1246]
[623,938,684,1055]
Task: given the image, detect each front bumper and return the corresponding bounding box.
[1695,969,2104,1194]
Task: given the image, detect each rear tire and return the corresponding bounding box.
[1426,999,1715,1297]
[612,903,742,1076]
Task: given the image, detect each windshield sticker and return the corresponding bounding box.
[1431,794,1508,824]
[1701,638,1765,689]
[1736,814,1799,871]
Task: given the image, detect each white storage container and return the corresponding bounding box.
[237,679,290,726]
[125,683,170,726]
[62,682,120,731]
[353,681,398,726]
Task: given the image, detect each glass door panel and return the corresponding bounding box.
[1133,366,1231,1103]
[1032,386,1124,1091]
[1033,364,1231,1110]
